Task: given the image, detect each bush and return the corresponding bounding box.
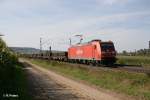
[0,38,20,99]
[0,38,18,67]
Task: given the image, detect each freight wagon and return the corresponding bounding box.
[26,39,116,65]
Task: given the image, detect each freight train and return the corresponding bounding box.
[28,39,117,65]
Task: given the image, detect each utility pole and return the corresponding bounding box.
[149,41,150,49]
[49,46,52,56]
[69,38,72,46]
[40,37,42,53]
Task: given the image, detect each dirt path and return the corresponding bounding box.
[24,64,88,100]
[21,59,130,100]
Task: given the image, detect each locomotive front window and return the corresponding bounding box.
[101,43,115,51]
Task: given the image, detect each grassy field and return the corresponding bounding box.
[117,56,150,67]
[30,59,150,100]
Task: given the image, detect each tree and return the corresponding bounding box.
[122,50,127,55]
[0,38,18,67]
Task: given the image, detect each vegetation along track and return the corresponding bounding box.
[115,65,150,74]
[79,63,150,74]
[32,58,150,74]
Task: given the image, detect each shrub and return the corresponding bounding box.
[0,38,18,67]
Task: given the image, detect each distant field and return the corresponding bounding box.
[117,56,150,67]
[29,59,150,100]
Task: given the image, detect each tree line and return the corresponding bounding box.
[119,49,150,56]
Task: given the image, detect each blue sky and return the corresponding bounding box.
[0,0,150,52]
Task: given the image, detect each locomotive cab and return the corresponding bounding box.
[100,41,116,64]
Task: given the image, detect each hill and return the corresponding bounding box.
[9,47,40,54]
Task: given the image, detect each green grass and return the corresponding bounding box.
[0,63,32,100]
[117,56,150,67]
[30,59,150,100]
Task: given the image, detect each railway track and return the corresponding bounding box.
[29,58,150,74]
[115,66,150,74]
[63,61,150,74]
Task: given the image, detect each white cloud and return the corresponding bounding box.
[96,0,129,5]
[0,0,149,51]
[33,11,149,51]
[44,11,150,34]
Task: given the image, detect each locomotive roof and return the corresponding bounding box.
[70,39,113,47]
[91,39,101,42]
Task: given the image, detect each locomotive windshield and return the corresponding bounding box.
[101,43,115,51]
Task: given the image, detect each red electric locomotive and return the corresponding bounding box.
[68,40,116,65]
